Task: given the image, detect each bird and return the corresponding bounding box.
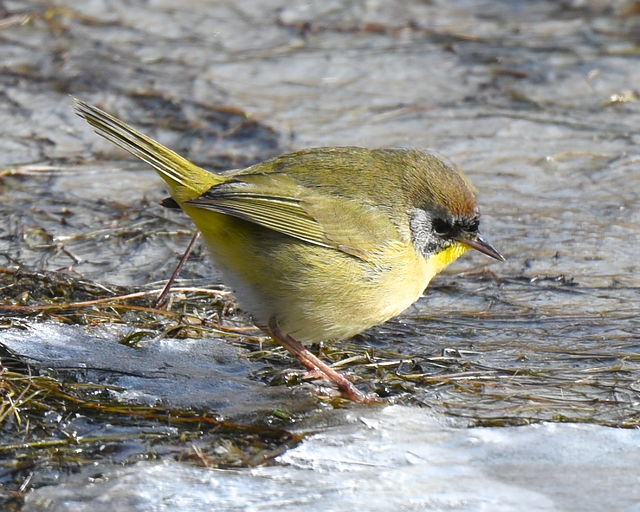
[74,99,504,402]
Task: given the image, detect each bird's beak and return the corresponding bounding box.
[456,235,505,261]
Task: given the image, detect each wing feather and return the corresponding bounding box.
[191,194,332,248]
[185,173,404,260]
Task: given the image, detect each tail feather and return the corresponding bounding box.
[74,98,219,200]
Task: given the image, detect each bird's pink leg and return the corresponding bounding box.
[266,321,370,403]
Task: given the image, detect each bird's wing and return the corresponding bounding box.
[184,173,403,261]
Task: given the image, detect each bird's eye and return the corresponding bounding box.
[433,218,453,236]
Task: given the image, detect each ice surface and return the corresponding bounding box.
[22,406,640,512]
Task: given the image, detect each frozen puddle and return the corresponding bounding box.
[23,406,640,512]
[0,322,294,415]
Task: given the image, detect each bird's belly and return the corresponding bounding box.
[190,210,432,343]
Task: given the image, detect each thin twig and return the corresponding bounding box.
[0,285,228,312]
[155,231,201,309]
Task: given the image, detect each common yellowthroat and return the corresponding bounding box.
[74,99,503,402]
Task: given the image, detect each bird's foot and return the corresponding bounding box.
[266,322,377,403]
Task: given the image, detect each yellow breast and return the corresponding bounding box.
[358,240,471,331]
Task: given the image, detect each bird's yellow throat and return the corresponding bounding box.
[424,241,470,278]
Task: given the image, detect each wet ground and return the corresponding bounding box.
[1,1,639,510]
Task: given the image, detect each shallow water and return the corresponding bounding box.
[1,0,639,510]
